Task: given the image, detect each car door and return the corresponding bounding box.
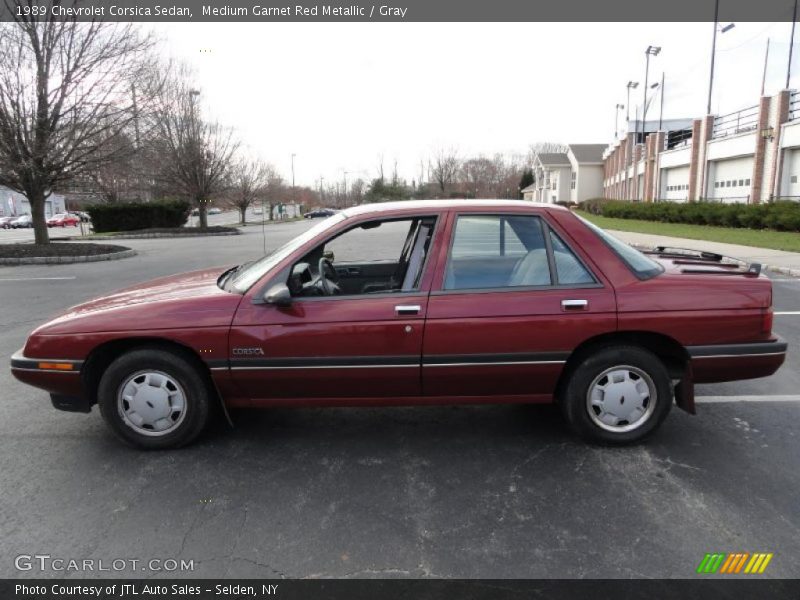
[229,214,442,403]
[422,210,616,400]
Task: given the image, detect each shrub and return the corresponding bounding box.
[587,199,800,233]
[87,200,191,233]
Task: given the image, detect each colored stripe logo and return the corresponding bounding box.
[697,552,773,574]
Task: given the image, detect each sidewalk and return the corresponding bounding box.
[609,229,800,278]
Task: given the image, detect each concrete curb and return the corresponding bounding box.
[88,231,240,240]
[0,248,137,265]
[763,265,800,278]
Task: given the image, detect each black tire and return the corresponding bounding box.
[97,348,212,449]
[560,345,672,445]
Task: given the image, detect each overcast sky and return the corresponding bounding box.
[154,22,799,188]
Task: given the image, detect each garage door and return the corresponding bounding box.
[783,148,800,198]
[661,166,690,202]
[708,156,752,203]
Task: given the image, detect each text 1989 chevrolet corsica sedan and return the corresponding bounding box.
[11,200,787,448]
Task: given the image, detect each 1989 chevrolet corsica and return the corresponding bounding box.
[11,200,787,448]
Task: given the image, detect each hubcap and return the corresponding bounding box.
[117,370,187,437]
[586,365,657,433]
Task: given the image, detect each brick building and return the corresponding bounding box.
[603,89,800,203]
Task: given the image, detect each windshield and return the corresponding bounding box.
[576,214,663,280]
[228,213,347,293]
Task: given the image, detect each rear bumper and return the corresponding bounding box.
[688,337,788,384]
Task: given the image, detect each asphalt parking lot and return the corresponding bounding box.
[0,221,798,579]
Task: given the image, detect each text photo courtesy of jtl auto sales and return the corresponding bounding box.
[1,1,800,599]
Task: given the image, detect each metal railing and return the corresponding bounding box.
[712,104,759,139]
[789,90,800,121]
[664,128,693,150]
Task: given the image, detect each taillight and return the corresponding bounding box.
[762,308,773,335]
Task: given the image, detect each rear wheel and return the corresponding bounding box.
[561,345,672,444]
[98,348,212,449]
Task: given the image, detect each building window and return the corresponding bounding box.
[792,175,797,184]
[570,171,576,190]
[745,178,751,185]
[738,179,744,186]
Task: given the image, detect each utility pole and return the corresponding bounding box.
[762,38,771,95]
[788,0,798,89]
[641,46,661,145]
[707,0,720,115]
[659,72,665,131]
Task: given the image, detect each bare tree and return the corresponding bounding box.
[152,66,238,228]
[229,159,275,224]
[0,10,155,243]
[429,148,460,196]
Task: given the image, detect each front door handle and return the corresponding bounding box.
[562,299,588,310]
[395,305,421,316]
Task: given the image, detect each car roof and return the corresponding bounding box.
[341,199,568,218]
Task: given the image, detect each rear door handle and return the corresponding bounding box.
[395,305,421,316]
[561,299,588,310]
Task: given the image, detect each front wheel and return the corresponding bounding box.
[98,348,212,449]
[560,346,673,444]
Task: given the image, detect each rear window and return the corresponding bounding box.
[576,215,663,280]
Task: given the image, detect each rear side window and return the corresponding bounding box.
[575,214,663,279]
[549,231,595,285]
[445,215,551,289]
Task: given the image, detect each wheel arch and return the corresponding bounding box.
[82,337,229,420]
[556,330,694,414]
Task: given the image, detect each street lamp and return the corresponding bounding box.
[707,0,735,115]
[641,46,661,145]
[626,81,639,125]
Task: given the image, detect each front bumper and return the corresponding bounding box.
[10,349,87,409]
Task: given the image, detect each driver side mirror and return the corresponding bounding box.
[263,283,292,307]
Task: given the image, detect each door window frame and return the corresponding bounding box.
[432,211,603,296]
[257,213,444,304]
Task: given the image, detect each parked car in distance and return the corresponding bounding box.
[208,207,222,215]
[47,213,81,227]
[304,208,337,219]
[11,200,787,449]
[253,207,263,215]
[0,216,15,228]
[10,215,33,228]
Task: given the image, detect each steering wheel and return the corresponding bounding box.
[313,257,341,295]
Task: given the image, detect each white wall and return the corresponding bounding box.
[574,165,604,202]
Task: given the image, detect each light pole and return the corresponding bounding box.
[188,89,201,225]
[659,73,665,131]
[290,153,296,216]
[626,81,639,124]
[343,170,349,207]
[788,0,798,89]
[707,3,735,115]
[641,46,661,145]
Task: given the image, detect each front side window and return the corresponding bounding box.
[289,216,437,297]
[444,215,551,290]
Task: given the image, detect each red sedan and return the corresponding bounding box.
[11,200,787,449]
[46,213,81,227]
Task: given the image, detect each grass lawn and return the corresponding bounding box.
[576,211,800,253]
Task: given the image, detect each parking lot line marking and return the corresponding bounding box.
[0,276,77,281]
[774,311,800,315]
[695,395,800,403]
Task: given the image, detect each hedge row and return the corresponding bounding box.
[578,199,800,232]
[87,200,191,233]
